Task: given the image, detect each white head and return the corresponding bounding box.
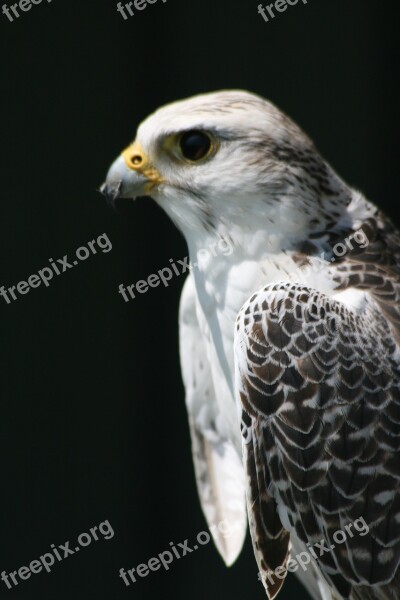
[102,90,350,251]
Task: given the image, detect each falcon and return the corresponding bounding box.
[101,90,400,600]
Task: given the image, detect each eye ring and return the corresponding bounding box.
[179,130,214,162]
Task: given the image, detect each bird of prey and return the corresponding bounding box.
[101,90,400,600]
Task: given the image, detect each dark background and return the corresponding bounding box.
[0,0,398,598]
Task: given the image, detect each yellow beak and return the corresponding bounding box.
[101,141,163,206]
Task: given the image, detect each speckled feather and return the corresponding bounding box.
[235,217,400,599]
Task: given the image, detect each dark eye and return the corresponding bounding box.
[179,130,212,161]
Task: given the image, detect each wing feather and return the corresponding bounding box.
[235,281,400,599]
[179,274,247,565]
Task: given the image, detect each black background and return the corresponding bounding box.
[0,1,398,598]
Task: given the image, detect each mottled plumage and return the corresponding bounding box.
[101,90,400,600]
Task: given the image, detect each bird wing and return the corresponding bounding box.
[179,274,247,566]
[234,281,400,600]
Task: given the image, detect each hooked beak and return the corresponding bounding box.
[100,155,149,207]
[100,142,163,208]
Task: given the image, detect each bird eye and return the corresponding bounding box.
[179,130,212,162]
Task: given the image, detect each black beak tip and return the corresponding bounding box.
[99,181,122,210]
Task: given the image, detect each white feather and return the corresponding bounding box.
[179,275,247,565]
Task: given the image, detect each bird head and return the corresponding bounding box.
[101,90,348,247]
